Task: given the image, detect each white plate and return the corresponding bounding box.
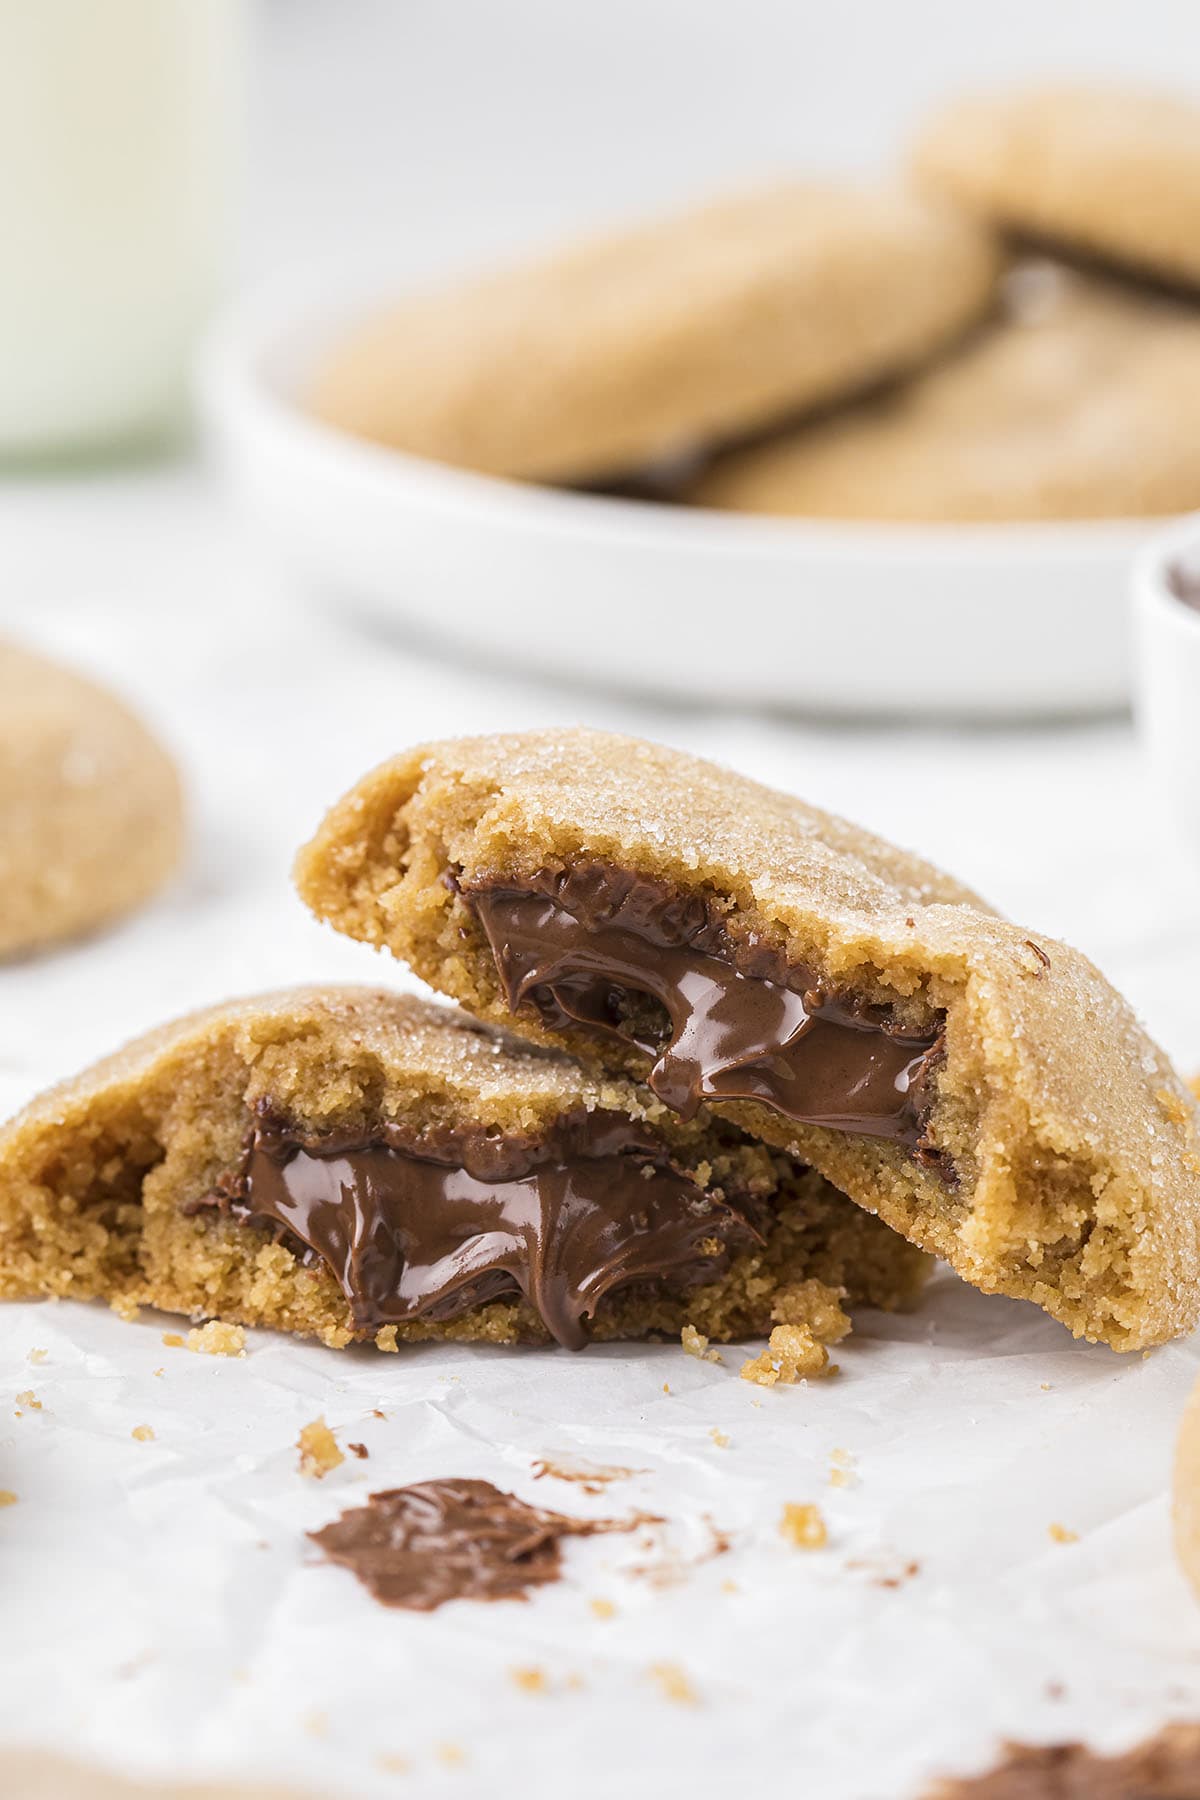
[200,276,1163,720]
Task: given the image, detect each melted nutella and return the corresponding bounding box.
[467,868,944,1156]
[309,1478,648,1610]
[193,1109,757,1351]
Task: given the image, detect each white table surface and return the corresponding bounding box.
[2,458,1200,1800]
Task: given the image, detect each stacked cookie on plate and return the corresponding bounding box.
[310,82,1200,524]
[4,731,1198,1366]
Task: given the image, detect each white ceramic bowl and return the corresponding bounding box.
[1133,514,1200,867]
[200,274,1166,721]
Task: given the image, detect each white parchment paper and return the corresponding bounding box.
[2,468,1200,1799]
[3,1279,1200,1800]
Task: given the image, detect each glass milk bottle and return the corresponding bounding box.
[0,0,244,460]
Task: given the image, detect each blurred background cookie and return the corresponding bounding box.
[912,83,1200,291]
[0,640,183,961]
[0,1751,307,1799]
[309,182,1002,482]
[689,265,1200,521]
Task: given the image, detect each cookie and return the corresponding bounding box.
[296,731,1200,1351]
[690,265,1200,521]
[308,183,1001,483]
[0,638,183,959]
[0,1753,309,1799]
[913,83,1200,291]
[0,986,923,1355]
[926,1725,1200,1797]
[1175,1370,1200,1602]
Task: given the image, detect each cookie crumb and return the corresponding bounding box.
[347,1442,369,1460]
[780,1502,827,1549]
[829,1447,857,1488]
[186,1320,245,1357]
[709,1427,730,1449]
[649,1661,698,1705]
[27,1349,46,1365]
[741,1321,830,1386]
[298,1417,344,1479]
[110,1295,141,1323]
[1048,1522,1078,1544]
[131,1424,155,1443]
[682,1324,723,1364]
[662,1382,671,1394]
[152,1368,165,1378]
[590,1597,616,1620]
[375,1326,399,1353]
[0,1491,18,1508]
[510,1665,547,1694]
[15,1390,40,1411]
[435,1743,466,1768]
[721,1578,738,1594]
[161,1333,184,1348]
[377,1752,409,1774]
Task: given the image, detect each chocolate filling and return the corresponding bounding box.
[466,866,947,1169]
[190,1107,760,1351]
[309,1478,651,1611]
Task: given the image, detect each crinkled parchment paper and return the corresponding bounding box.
[3,1277,1199,1800]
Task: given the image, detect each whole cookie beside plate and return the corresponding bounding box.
[0,639,183,959]
[309,182,1001,482]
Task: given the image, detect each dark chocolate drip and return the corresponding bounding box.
[467,868,946,1160]
[193,1109,758,1351]
[309,1478,649,1611]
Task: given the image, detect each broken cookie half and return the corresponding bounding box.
[0,987,922,1355]
[295,730,1200,1351]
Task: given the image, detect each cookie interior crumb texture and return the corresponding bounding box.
[296,729,1200,1351]
[308,182,1000,483]
[0,985,924,1353]
[0,638,184,960]
[913,83,1200,292]
[186,1320,246,1357]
